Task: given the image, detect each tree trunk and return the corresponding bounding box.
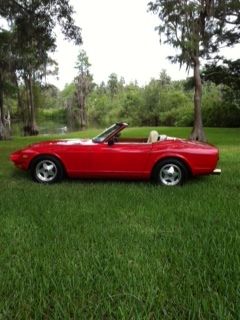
[0,72,9,140]
[14,72,25,124]
[190,56,206,142]
[154,115,159,126]
[75,76,88,130]
[24,73,38,136]
[28,73,37,132]
[79,94,87,129]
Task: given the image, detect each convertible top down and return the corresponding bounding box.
[10,123,221,186]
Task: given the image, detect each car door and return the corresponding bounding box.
[58,140,92,176]
[90,141,152,177]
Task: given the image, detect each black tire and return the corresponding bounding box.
[30,156,64,184]
[152,158,188,186]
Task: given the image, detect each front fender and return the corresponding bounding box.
[28,152,67,174]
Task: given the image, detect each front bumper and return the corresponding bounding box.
[10,152,30,170]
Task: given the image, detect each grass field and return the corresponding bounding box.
[0,127,240,319]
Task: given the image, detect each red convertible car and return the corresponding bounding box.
[10,123,221,186]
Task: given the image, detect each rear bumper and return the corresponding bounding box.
[211,168,221,175]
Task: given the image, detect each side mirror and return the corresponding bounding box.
[108,139,114,146]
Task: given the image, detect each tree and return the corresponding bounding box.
[120,83,143,125]
[159,69,171,87]
[141,79,162,126]
[0,29,14,140]
[148,0,240,141]
[202,59,240,127]
[74,50,93,129]
[107,73,119,99]
[0,1,81,44]
[0,0,82,135]
[214,1,240,48]
[203,59,240,90]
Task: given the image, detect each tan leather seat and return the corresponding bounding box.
[147,130,159,143]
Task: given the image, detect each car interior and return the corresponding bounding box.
[116,130,168,144]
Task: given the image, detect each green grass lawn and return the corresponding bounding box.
[0,127,240,319]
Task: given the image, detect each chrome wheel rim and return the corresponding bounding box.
[159,164,182,186]
[35,160,57,183]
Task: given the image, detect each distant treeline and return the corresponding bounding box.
[9,70,239,132]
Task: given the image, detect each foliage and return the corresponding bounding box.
[88,91,114,127]
[73,70,239,128]
[1,2,239,137]
[148,0,240,67]
[75,50,91,74]
[61,83,76,101]
[0,0,82,45]
[71,50,94,129]
[6,66,240,131]
[85,73,195,128]
[38,108,66,125]
[0,29,15,139]
[201,59,240,127]
[40,85,60,109]
[107,73,120,99]
[148,0,240,141]
[0,0,82,135]
[203,59,240,90]
[119,84,144,125]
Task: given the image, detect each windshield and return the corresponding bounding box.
[92,123,122,143]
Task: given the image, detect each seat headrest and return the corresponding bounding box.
[147,130,159,143]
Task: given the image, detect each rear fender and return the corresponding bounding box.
[151,155,192,178]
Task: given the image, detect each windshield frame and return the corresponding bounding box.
[92,123,128,143]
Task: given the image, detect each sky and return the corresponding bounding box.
[50,0,187,89]
[46,0,239,89]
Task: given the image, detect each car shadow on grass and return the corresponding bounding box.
[64,176,149,186]
[10,169,31,182]
[9,168,213,187]
[63,175,210,187]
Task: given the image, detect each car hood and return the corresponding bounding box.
[28,138,94,149]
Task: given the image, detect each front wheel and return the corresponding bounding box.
[153,159,188,186]
[31,156,64,184]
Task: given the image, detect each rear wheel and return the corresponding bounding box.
[31,156,64,184]
[153,158,188,186]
